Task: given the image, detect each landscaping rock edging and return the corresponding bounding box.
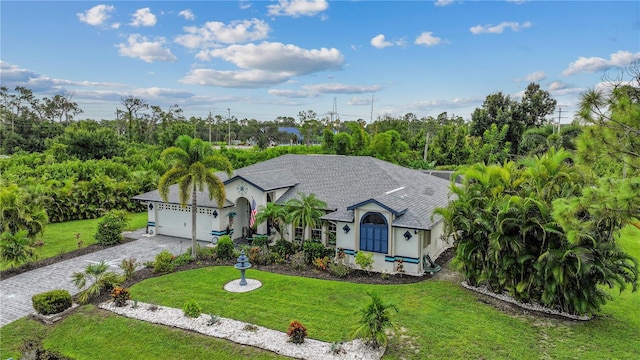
[99,301,385,360]
[461,282,592,321]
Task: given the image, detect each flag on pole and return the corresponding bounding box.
[250,198,257,228]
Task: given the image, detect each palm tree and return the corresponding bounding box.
[159,135,233,258]
[285,192,327,249]
[0,230,39,269]
[351,292,399,349]
[71,260,122,304]
[254,202,287,240]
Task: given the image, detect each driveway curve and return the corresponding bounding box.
[0,231,192,327]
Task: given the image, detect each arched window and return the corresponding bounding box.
[359,212,388,253]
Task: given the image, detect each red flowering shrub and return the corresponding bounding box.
[287,320,307,344]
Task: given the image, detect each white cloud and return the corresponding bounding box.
[348,96,373,106]
[371,34,393,49]
[370,34,406,49]
[182,42,343,88]
[202,42,343,75]
[548,81,567,91]
[470,21,532,34]
[415,32,442,47]
[269,83,381,98]
[117,34,177,63]
[239,2,252,10]
[561,50,640,76]
[267,0,328,17]
[77,4,115,27]
[179,9,195,21]
[523,71,546,82]
[176,19,271,49]
[130,8,157,27]
[181,69,290,88]
[434,0,454,7]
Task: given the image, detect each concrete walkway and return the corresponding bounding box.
[0,231,195,327]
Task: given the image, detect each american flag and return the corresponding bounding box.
[250,198,257,228]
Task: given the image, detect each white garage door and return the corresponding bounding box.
[156,204,192,239]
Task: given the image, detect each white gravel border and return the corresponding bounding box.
[461,282,592,321]
[99,301,385,360]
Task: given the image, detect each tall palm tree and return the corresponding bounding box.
[159,135,233,258]
[285,192,327,249]
[254,202,288,240]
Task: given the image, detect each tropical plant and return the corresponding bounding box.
[71,260,123,304]
[0,182,48,238]
[110,287,131,307]
[435,149,638,315]
[285,192,327,250]
[0,230,39,269]
[254,202,288,240]
[287,320,308,344]
[351,292,399,349]
[158,135,233,258]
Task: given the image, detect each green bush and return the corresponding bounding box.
[273,238,296,258]
[153,250,175,273]
[173,253,193,267]
[302,241,332,264]
[32,290,72,315]
[248,246,274,265]
[216,236,234,260]
[355,251,374,272]
[196,245,217,260]
[95,210,129,246]
[182,299,202,318]
[252,234,269,247]
[290,252,306,271]
[329,262,353,278]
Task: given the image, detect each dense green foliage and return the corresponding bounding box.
[216,235,235,260]
[436,149,638,315]
[71,260,123,304]
[32,290,73,315]
[0,230,39,269]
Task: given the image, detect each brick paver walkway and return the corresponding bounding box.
[0,231,195,327]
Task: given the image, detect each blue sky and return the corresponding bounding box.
[1,1,639,123]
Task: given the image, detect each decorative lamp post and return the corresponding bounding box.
[234,250,251,286]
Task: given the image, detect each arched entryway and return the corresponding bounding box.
[231,197,250,240]
[359,212,388,253]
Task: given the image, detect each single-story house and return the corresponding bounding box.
[133,154,453,275]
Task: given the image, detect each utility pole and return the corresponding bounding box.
[208,111,212,143]
[555,106,567,133]
[370,95,374,123]
[227,108,231,147]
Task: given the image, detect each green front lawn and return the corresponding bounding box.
[1,212,147,271]
[1,226,638,359]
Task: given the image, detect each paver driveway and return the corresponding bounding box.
[0,231,194,327]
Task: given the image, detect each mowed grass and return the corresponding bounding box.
[1,226,638,359]
[1,212,147,271]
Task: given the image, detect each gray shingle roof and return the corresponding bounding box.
[134,154,453,230]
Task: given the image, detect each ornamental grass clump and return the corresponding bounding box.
[287,320,307,344]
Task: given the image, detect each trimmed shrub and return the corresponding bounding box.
[287,320,307,344]
[355,251,374,272]
[216,235,234,260]
[302,241,332,264]
[273,238,296,259]
[182,299,202,318]
[153,250,175,273]
[249,246,274,265]
[32,290,72,315]
[252,234,269,247]
[290,252,306,271]
[173,253,193,267]
[329,262,353,278]
[95,210,129,246]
